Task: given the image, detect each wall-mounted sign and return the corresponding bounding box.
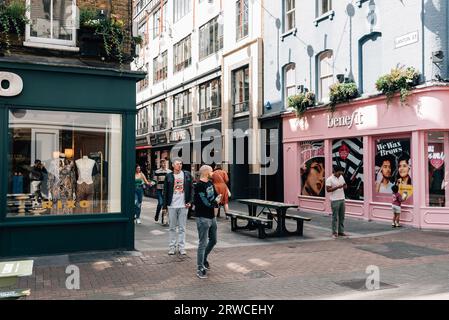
[0,72,23,97]
[149,133,168,146]
[395,31,419,49]
[327,111,364,129]
[170,129,190,143]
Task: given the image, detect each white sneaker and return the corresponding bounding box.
[136,219,142,225]
[179,249,187,256]
[168,248,176,255]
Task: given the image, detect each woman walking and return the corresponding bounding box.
[211,164,230,218]
[135,165,151,224]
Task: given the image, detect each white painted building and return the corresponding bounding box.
[132,0,264,198]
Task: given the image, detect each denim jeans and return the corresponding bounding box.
[168,207,188,250]
[156,189,164,217]
[196,217,217,271]
[135,186,144,219]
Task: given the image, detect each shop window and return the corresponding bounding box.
[374,137,413,202]
[8,109,122,217]
[427,132,446,207]
[300,141,325,198]
[332,138,364,201]
[27,0,77,47]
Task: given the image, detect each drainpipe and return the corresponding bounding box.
[421,0,425,82]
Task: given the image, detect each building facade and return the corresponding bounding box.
[134,0,265,199]
[0,0,144,257]
[263,0,449,229]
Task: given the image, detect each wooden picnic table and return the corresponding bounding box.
[237,199,304,238]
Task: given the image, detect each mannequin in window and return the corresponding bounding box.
[47,152,62,202]
[75,156,97,206]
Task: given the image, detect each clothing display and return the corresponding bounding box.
[47,158,62,201]
[12,174,24,194]
[76,157,96,202]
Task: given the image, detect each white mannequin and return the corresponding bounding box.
[75,156,96,185]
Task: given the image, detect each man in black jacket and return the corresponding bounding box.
[163,158,194,256]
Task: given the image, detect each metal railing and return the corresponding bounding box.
[152,122,167,132]
[233,101,249,114]
[172,114,192,127]
[198,108,222,121]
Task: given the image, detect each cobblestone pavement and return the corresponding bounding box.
[7,199,449,300]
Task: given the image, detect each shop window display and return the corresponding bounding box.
[374,137,413,201]
[7,109,122,217]
[427,132,446,207]
[300,141,325,197]
[332,138,364,201]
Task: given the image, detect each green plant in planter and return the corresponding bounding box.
[0,1,29,52]
[288,92,316,119]
[329,82,359,113]
[375,66,420,105]
[79,8,131,65]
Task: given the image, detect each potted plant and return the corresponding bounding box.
[375,65,420,105]
[0,0,29,53]
[329,81,359,113]
[288,92,316,119]
[78,8,132,65]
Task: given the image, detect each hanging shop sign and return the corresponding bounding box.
[170,129,191,143]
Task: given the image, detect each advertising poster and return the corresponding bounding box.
[375,138,413,198]
[300,141,325,197]
[332,138,364,200]
[428,141,445,207]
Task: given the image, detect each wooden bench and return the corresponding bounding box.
[226,211,273,239]
[263,210,312,236]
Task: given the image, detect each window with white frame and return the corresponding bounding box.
[137,107,149,135]
[232,66,250,114]
[153,51,168,83]
[153,100,167,131]
[285,0,295,31]
[285,64,296,107]
[199,16,223,60]
[236,0,249,40]
[27,0,77,46]
[318,50,333,102]
[317,0,332,16]
[174,0,191,22]
[173,91,192,126]
[199,79,221,120]
[153,4,166,39]
[174,35,192,73]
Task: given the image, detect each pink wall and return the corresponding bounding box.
[283,86,449,230]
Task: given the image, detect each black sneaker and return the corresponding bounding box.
[197,269,207,279]
[155,214,159,222]
[204,261,210,270]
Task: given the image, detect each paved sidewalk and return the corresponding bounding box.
[6,198,449,300]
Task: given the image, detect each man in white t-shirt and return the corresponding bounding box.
[326,166,348,239]
[163,159,194,256]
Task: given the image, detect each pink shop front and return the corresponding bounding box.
[282,85,449,230]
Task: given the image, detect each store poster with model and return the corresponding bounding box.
[300,141,325,197]
[428,135,445,207]
[375,138,413,198]
[332,138,364,201]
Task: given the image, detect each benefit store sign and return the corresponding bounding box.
[327,111,364,129]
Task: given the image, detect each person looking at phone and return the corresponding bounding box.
[194,165,221,279]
